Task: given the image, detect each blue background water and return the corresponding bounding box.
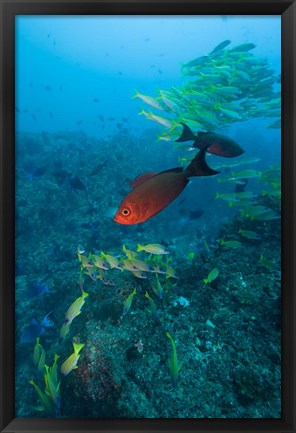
[16,16,280,137]
[15,15,281,419]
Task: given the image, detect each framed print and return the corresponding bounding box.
[0,1,295,433]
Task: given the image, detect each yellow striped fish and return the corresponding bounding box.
[61,342,84,376]
[126,259,151,272]
[91,254,109,270]
[33,337,41,365]
[123,288,137,316]
[64,290,89,325]
[137,243,169,255]
[37,347,46,373]
[100,252,123,270]
[60,322,71,338]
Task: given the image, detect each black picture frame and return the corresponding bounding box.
[0,1,295,432]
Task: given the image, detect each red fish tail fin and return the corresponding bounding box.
[175,123,197,143]
[185,145,220,177]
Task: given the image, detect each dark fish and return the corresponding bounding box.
[210,40,231,54]
[27,281,49,298]
[184,55,208,68]
[176,123,244,158]
[20,319,44,344]
[189,209,204,220]
[44,85,51,91]
[114,145,219,225]
[33,166,48,177]
[93,98,99,103]
[229,43,256,53]
[90,163,105,176]
[52,169,71,185]
[234,178,248,193]
[69,176,86,190]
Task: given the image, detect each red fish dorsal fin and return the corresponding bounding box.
[198,131,213,136]
[128,172,158,188]
[159,167,183,175]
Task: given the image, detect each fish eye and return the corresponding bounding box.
[122,208,131,216]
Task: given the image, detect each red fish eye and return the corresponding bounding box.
[122,208,130,216]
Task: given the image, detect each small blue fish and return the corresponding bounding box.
[20,319,44,344]
[40,312,54,328]
[27,281,49,298]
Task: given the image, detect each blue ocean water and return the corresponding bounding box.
[15,15,281,418]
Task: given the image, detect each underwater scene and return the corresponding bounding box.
[15,16,281,418]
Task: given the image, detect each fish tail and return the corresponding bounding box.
[73,342,84,355]
[132,89,140,99]
[185,145,220,177]
[81,290,89,299]
[137,244,144,252]
[175,123,197,143]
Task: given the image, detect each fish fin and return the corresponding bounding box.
[159,167,183,175]
[198,131,212,136]
[129,172,158,188]
[175,123,197,142]
[73,342,84,354]
[81,290,89,299]
[34,405,45,412]
[185,145,220,177]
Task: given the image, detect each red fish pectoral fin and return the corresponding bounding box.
[185,145,220,177]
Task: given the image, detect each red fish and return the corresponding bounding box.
[114,145,219,225]
[176,123,244,158]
